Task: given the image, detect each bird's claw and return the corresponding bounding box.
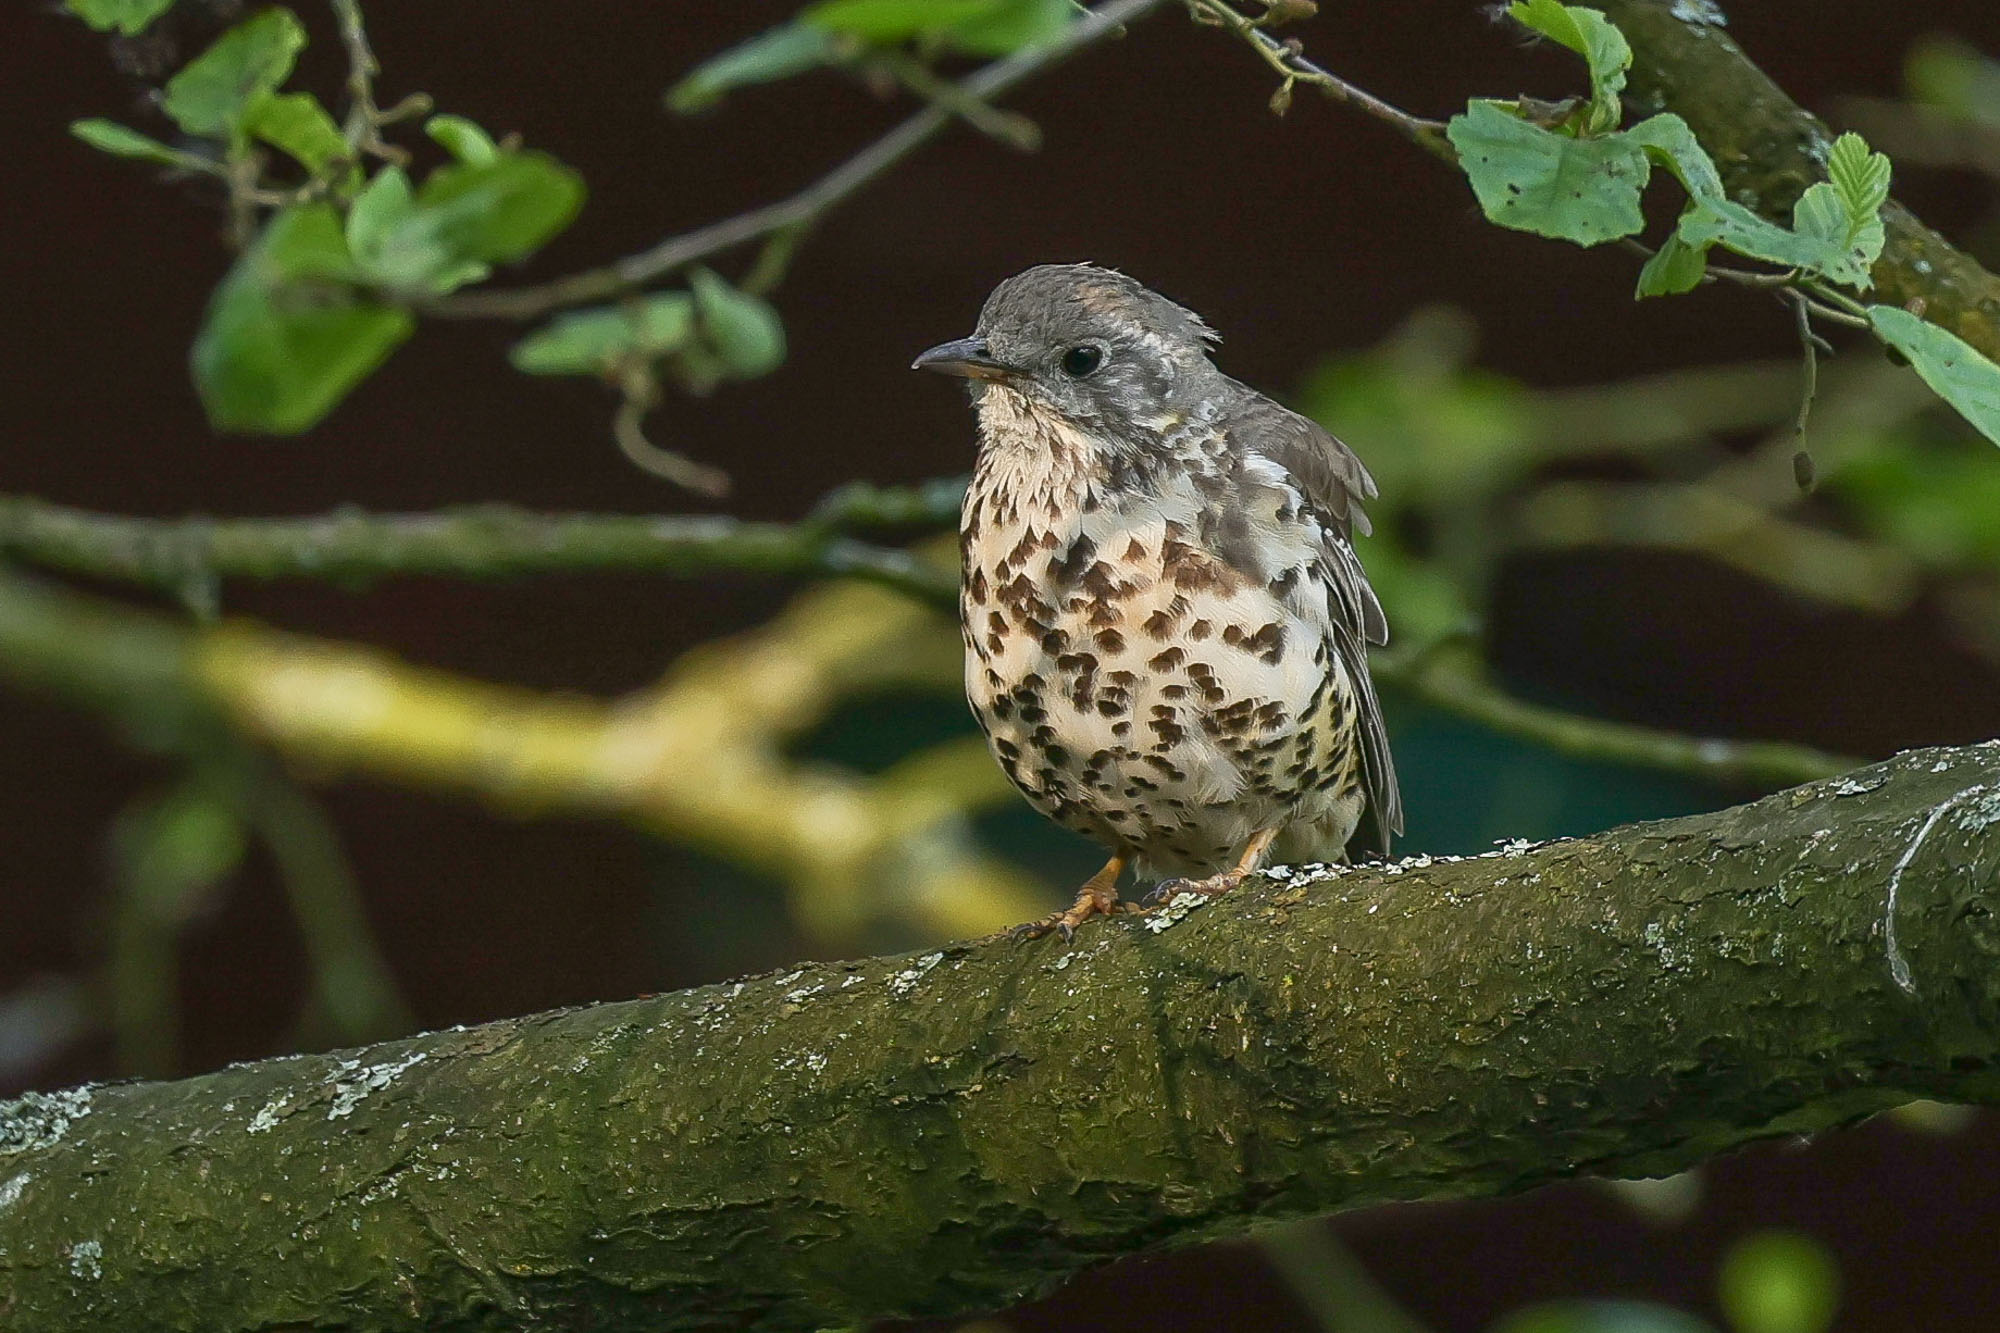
[1142,871,1245,907]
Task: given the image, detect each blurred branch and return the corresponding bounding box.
[8,743,2000,1329]
[1260,1220,1434,1333]
[0,497,955,607]
[425,0,1176,320]
[1515,480,1921,616]
[1378,645,1859,789]
[0,566,1040,947]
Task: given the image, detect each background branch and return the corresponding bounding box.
[6,742,1999,1330]
[425,0,1175,321]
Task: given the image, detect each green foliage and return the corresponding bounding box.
[161,8,308,140]
[62,0,174,36]
[1831,433,2000,567]
[1448,99,1650,245]
[1905,34,2000,130]
[192,204,415,433]
[1451,6,1890,292]
[1634,233,1707,297]
[804,0,1073,55]
[1674,132,1888,289]
[1507,0,1629,132]
[425,114,500,165]
[668,0,1073,111]
[690,267,787,379]
[1494,1302,1716,1333]
[1717,1231,1839,1333]
[244,92,350,177]
[667,25,841,112]
[1869,306,2000,448]
[343,153,585,295]
[68,119,190,168]
[510,295,697,376]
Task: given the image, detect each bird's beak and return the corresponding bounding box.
[911,336,1015,381]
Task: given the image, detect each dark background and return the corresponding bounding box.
[8,2,2000,1328]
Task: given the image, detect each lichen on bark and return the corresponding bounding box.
[7,744,2000,1331]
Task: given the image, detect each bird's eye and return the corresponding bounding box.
[1060,344,1104,377]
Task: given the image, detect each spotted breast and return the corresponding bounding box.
[917,262,1399,937]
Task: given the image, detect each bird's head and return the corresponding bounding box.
[912,264,1222,447]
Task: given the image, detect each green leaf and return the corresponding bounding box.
[510,294,697,376]
[244,92,349,176]
[1827,132,1891,228]
[1494,1301,1717,1333]
[162,8,308,139]
[1821,130,1889,279]
[690,268,787,378]
[1635,233,1708,297]
[192,204,415,433]
[413,153,586,265]
[1675,196,1847,279]
[1869,305,2000,448]
[1717,1231,1839,1333]
[803,0,1070,55]
[70,118,191,167]
[668,23,839,112]
[1507,0,1630,131]
[1447,99,1651,245]
[1622,113,1725,200]
[63,0,175,36]
[346,154,585,294]
[940,0,1075,56]
[425,114,499,165]
[344,166,426,282]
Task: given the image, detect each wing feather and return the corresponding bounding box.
[1224,383,1404,851]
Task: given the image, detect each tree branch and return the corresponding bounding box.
[7,743,2000,1330]
[0,497,955,606]
[424,0,1176,321]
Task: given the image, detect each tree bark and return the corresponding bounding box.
[6,744,2000,1331]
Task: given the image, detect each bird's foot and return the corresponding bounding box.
[1010,874,1126,942]
[1142,870,1247,907]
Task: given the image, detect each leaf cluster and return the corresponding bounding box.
[1447,1,2000,450]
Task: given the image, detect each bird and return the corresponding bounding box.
[912,263,1402,939]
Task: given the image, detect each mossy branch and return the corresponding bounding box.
[0,497,957,606]
[8,743,2000,1330]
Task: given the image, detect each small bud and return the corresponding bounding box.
[1792,449,1816,492]
[1269,79,1295,116]
[1262,0,1319,24]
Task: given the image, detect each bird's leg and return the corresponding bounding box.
[1011,851,1129,941]
[1144,826,1280,905]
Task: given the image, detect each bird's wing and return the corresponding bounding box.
[1225,385,1404,850]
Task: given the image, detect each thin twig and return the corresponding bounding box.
[1189,0,1454,161]
[1787,289,1832,491]
[423,0,1176,321]
[327,0,402,163]
[611,377,734,498]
